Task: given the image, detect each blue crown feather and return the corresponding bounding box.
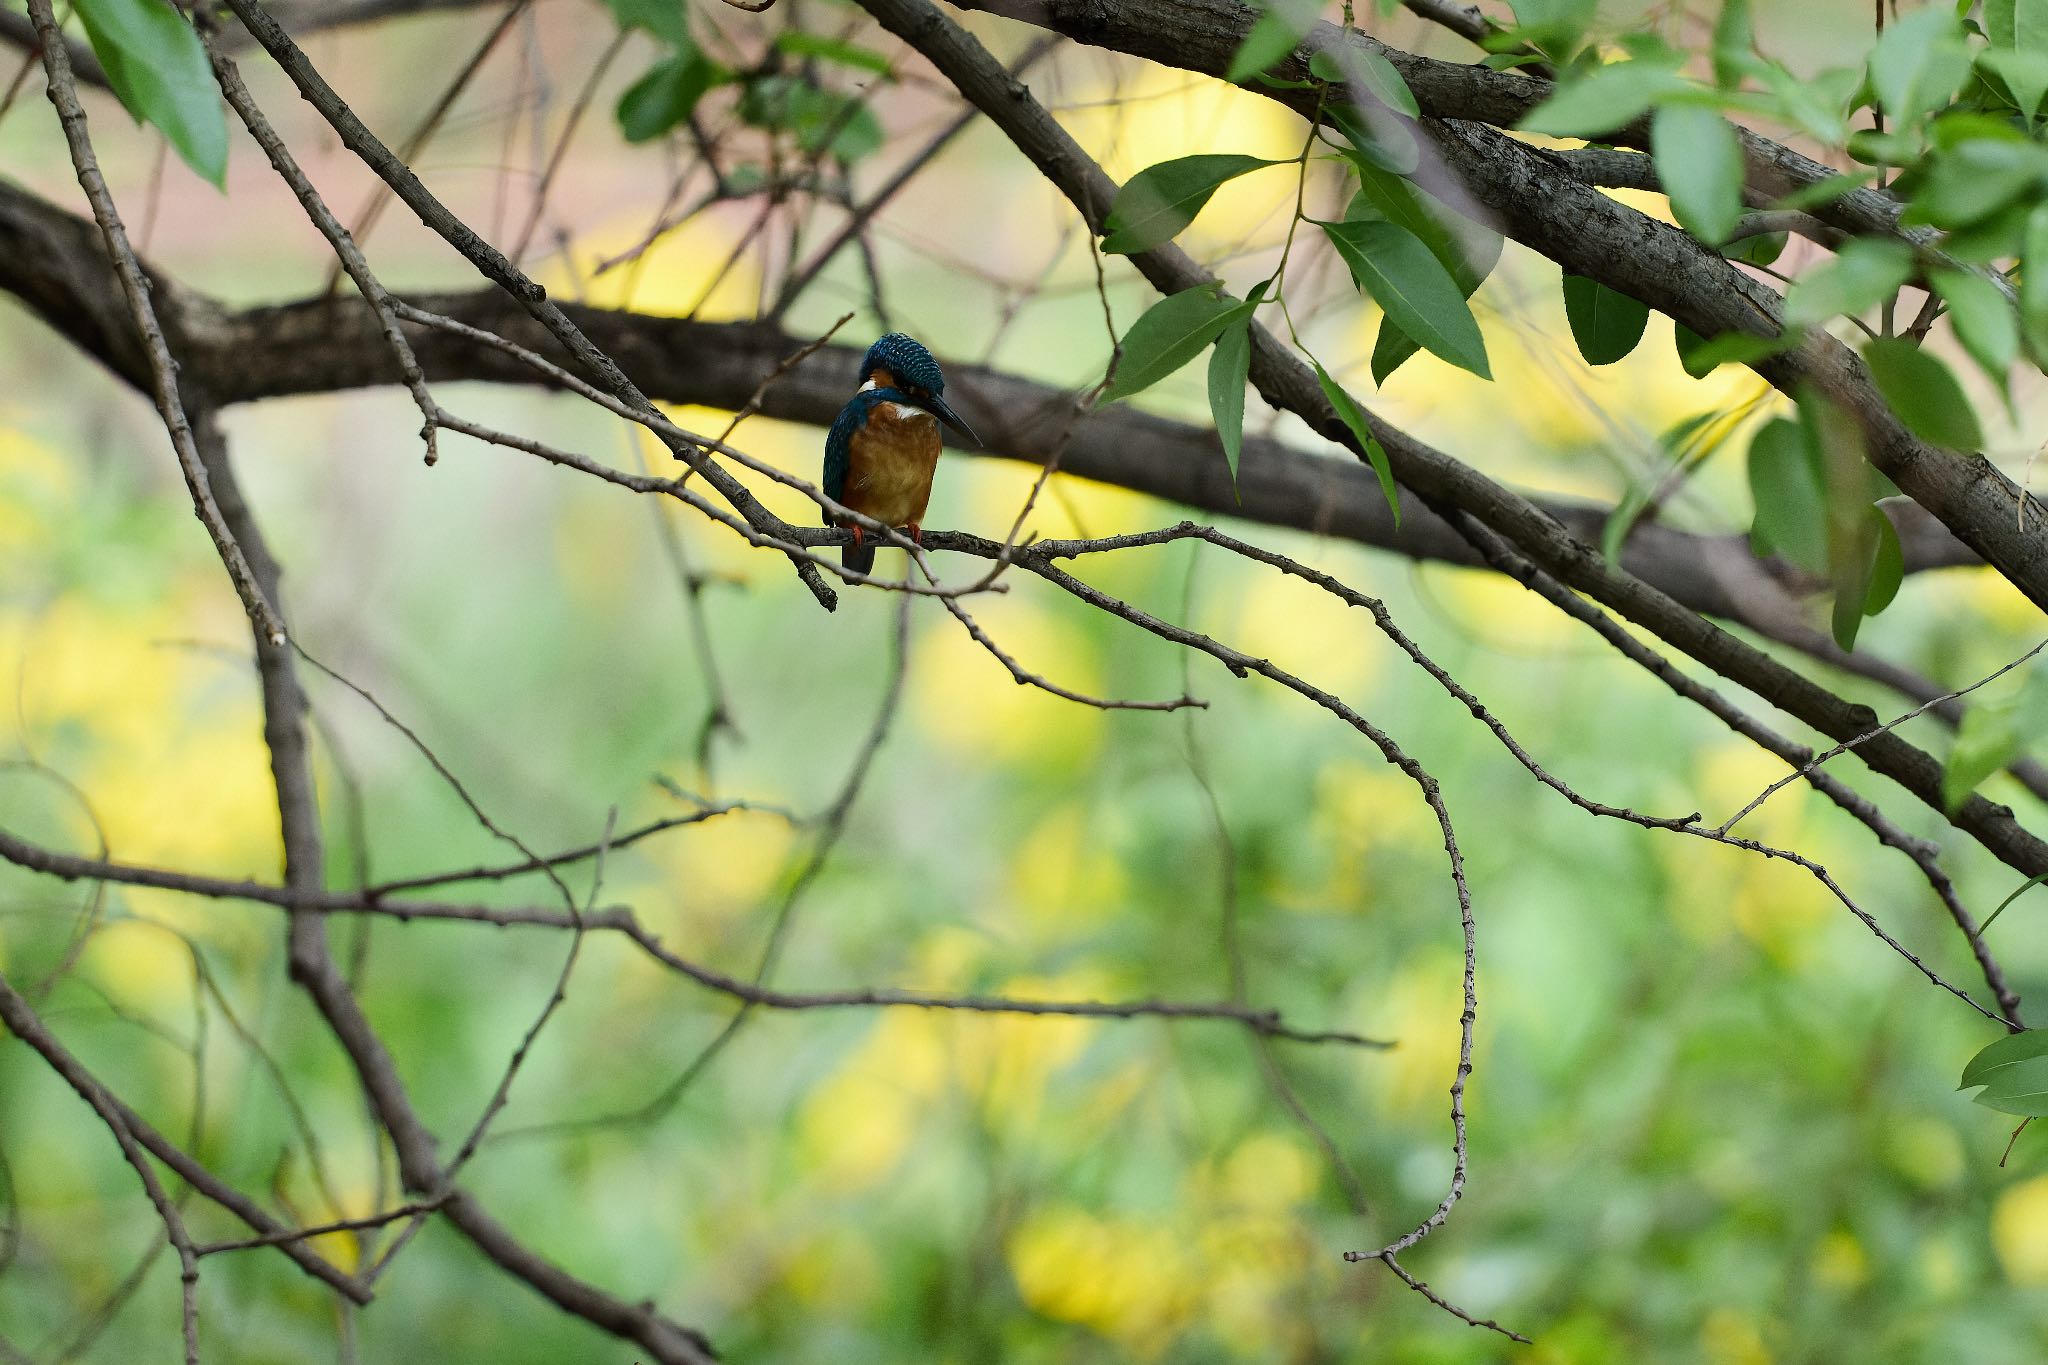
[861,332,946,394]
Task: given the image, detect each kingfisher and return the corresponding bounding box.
[824,333,977,575]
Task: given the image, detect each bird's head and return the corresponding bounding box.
[859,332,977,444]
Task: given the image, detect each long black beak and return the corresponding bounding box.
[922,393,979,446]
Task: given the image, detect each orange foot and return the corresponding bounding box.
[907,522,924,546]
[851,524,866,550]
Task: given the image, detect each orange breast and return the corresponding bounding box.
[843,405,942,529]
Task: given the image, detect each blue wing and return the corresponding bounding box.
[823,396,869,524]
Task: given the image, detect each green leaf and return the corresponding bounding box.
[2023,204,2048,363]
[1969,1051,2048,1115]
[1798,389,1882,651]
[1561,275,1650,365]
[737,76,880,162]
[1347,165,1503,281]
[1208,315,1252,491]
[1102,154,1279,255]
[73,0,227,186]
[1865,510,1903,616]
[1103,287,1255,404]
[1230,12,1306,82]
[1313,361,1400,524]
[1506,0,1598,59]
[1979,48,2048,121]
[604,0,688,45]
[1757,60,1856,145]
[1319,218,1491,378]
[1346,173,1500,383]
[1652,103,1744,245]
[1863,338,1984,450]
[1946,700,2026,810]
[617,49,724,143]
[1931,268,2020,386]
[1902,139,2048,230]
[1674,326,1787,378]
[1959,1026,2048,1114]
[1227,0,1320,82]
[1711,0,1754,89]
[1518,58,1686,137]
[1746,416,1828,574]
[1869,6,1973,127]
[1327,101,1420,175]
[1600,483,1652,565]
[1986,0,2048,55]
[1782,238,1916,327]
[1771,171,1876,213]
[773,31,894,76]
[1310,47,1420,118]
[1723,230,1787,267]
[1963,1029,2048,1089]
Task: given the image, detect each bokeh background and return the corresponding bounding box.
[4,0,2048,1359]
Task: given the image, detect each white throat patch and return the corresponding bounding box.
[861,378,933,423]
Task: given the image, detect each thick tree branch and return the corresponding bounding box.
[0,179,1988,613]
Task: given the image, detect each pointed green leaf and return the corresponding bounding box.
[773,31,893,76]
[2023,204,2048,363]
[1986,0,2048,55]
[1371,320,1421,386]
[1319,218,1491,378]
[1347,163,1502,282]
[1652,103,1744,245]
[1518,58,1686,137]
[1208,316,1252,491]
[605,0,689,44]
[1783,238,1916,327]
[1746,416,1828,574]
[1230,11,1307,82]
[618,48,725,143]
[1102,154,1280,255]
[1863,338,1985,450]
[1507,0,1598,57]
[1562,275,1650,365]
[1314,361,1399,524]
[1869,6,1972,127]
[1798,389,1882,651]
[1600,484,1652,565]
[1103,288,1254,404]
[1964,1049,2048,1115]
[1310,46,1420,117]
[1757,60,1855,145]
[1865,510,1903,617]
[1674,327,1788,378]
[1228,0,1320,82]
[1327,101,1421,174]
[1347,176,1499,383]
[1979,48,2048,121]
[1723,230,1787,267]
[1932,268,2021,384]
[74,0,228,186]
[1962,1029,2048,1090]
[1772,171,1877,213]
[1711,0,1754,88]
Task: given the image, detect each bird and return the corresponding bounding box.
[823,332,977,575]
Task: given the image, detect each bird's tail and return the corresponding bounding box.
[842,537,876,576]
